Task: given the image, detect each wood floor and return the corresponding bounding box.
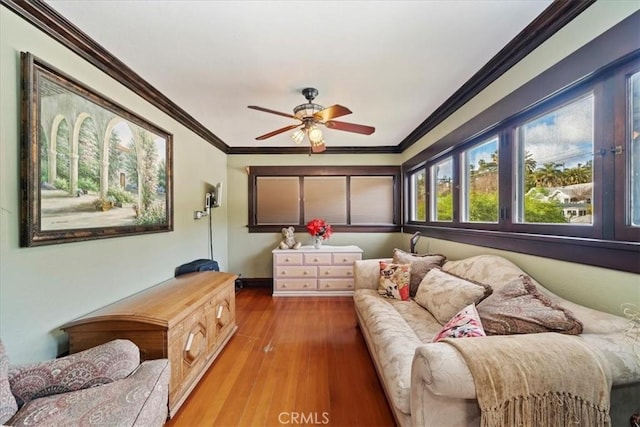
[165,287,396,427]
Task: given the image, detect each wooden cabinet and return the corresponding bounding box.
[60,271,237,418]
[272,245,363,296]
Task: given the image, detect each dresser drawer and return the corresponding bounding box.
[332,252,362,265]
[274,279,317,291]
[274,253,304,265]
[303,253,332,265]
[275,266,317,278]
[318,278,355,291]
[318,265,354,278]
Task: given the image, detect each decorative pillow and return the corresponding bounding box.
[392,249,446,297]
[378,261,411,301]
[432,304,486,342]
[0,341,18,424]
[414,268,493,324]
[477,275,583,335]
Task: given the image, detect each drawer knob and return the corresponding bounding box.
[325,271,330,275]
[303,284,308,288]
[313,258,318,262]
[343,258,348,262]
[347,271,352,276]
[303,271,308,275]
[285,258,290,262]
[282,271,286,275]
[282,284,287,288]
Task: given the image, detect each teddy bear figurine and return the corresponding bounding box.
[278,226,301,250]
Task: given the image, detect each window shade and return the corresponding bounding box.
[351,176,394,224]
[256,177,299,224]
[303,177,347,224]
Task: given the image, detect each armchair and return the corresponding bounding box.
[0,339,169,426]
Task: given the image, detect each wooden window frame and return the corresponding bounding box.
[248,166,401,233]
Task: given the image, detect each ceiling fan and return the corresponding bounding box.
[248,87,375,153]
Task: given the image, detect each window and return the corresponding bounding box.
[462,136,499,223]
[410,169,426,221]
[256,177,299,224]
[629,71,640,227]
[403,48,639,273]
[303,177,346,224]
[249,166,400,233]
[431,157,453,222]
[515,95,594,225]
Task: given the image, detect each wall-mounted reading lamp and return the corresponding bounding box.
[194,182,222,220]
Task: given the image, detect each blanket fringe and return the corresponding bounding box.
[481,392,611,427]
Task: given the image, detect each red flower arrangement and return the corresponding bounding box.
[306,218,333,240]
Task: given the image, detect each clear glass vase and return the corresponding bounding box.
[313,235,323,249]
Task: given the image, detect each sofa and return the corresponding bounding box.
[0,339,170,426]
[354,253,640,427]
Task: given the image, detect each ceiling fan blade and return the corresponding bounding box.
[255,124,301,140]
[248,105,300,121]
[314,104,352,122]
[325,120,375,135]
[310,140,326,153]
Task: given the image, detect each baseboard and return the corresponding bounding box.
[239,278,272,288]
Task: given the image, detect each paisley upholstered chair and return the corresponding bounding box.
[0,339,169,426]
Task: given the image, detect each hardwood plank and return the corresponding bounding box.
[166,288,395,427]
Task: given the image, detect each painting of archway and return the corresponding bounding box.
[20,52,173,246]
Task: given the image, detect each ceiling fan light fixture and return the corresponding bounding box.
[291,128,305,144]
[308,126,323,143]
[293,103,324,119]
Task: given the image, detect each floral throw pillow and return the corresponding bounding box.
[415,268,493,325]
[433,304,486,342]
[378,261,411,301]
[477,275,583,335]
[392,249,446,297]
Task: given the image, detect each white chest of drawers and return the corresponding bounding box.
[272,245,363,296]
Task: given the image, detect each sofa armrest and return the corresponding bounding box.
[8,339,140,407]
[354,258,392,290]
[7,359,169,427]
[410,343,480,427]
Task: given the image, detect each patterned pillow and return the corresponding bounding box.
[433,304,486,342]
[0,341,18,424]
[392,249,446,297]
[378,261,411,301]
[415,268,493,325]
[477,275,583,335]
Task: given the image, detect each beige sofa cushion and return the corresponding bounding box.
[415,268,492,325]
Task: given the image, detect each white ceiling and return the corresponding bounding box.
[44,0,553,150]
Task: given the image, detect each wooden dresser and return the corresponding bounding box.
[272,245,363,296]
[60,271,237,418]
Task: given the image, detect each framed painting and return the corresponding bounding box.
[20,52,173,246]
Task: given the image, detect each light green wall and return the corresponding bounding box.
[226,154,405,278]
[0,9,229,363]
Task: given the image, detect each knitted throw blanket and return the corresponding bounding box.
[443,333,612,427]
